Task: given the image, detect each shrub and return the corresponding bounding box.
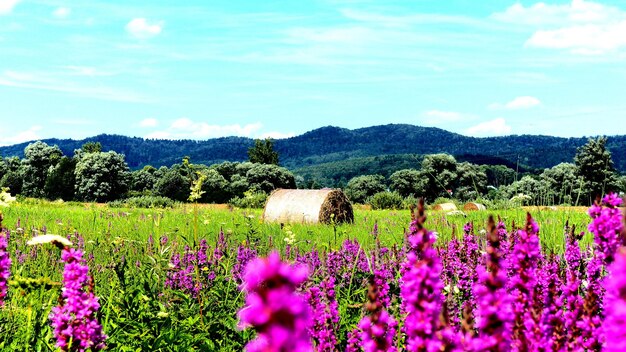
[229,191,268,209]
[108,196,177,209]
[368,191,404,210]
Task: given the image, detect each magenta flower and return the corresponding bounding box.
[238,252,313,352]
[509,213,542,350]
[0,230,10,306]
[604,248,626,351]
[588,193,623,265]
[49,248,106,351]
[400,200,446,351]
[471,216,512,352]
[358,277,398,352]
[307,276,339,351]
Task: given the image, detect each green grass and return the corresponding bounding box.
[0,200,595,350]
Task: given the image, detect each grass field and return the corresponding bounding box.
[0,200,599,350]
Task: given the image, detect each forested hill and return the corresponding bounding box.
[1,124,626,172]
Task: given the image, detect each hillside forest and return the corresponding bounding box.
[0,136,624,208]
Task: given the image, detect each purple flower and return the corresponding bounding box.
[0,231,10,306]
[49,248,106,351]
[232,243,257,284]
[357,277,397,352]
[588,193,623,265]
[306,276,339,351]
[604,248,626,352]
[400,199,446,351]
[238,252,313,352]
[471,216,512,352]
[508,213,542,350]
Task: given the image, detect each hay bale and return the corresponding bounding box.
[432,203,458,212]
[463,202,486,211]
[263,189,354,224]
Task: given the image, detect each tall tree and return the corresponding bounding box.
[420,153,458,201]
[248,139,279,165]
[44,156,76,200]
[345,175,386,203]
[74,151,130,202]
[574,137,619,204]
[389,169,426,198]
[21,141,63,198]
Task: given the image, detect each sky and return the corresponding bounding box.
[1,0,626,146]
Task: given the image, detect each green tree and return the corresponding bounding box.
[481,165,516,188]
[389,169,427,198]
[540,163,584,205]
[21,141,63,198]
[502,175,545,205]
[455,162,488,202]
[248,139,279,165]
[617,175,626,193]
[199,169,230,203]
[574,137,619,204]
[44,156,76,200]
[130,165,159,194]
[155,167,189,202]
[81,141,102,153]
[245,163,296,194]
[74,151,130,202]
[345,175,386,203]
[420,153,458,201]
[0,157,23,195]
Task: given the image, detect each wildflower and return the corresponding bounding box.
[49,248,106,351]
[238,252,313,352]
[358,277,397,352]
[27,234,73,248]
[0,231,10,306]
[509,213,542,349]
[588,193,623,265]
[400,199,445,351]
[471,216,512,351]
[604,248,626,352]
[307,276,339,351]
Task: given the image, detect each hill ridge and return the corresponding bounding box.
[1,124,625,172]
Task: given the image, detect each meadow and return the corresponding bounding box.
[0,199,616,351]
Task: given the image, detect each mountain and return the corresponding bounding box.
[1,124,625,174]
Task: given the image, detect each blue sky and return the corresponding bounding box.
[1,0,626,146]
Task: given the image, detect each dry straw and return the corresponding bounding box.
[432,203,458,212]
[263,189,354,224]
[463,202,486,211]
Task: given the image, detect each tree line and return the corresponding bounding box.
[0,137,623,207]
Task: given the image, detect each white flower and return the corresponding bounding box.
[0,188,16,207]
[27,234,73,247]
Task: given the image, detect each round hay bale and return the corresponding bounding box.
[463,202,486,211]
[263,189,354,224]
[432,203,458,212]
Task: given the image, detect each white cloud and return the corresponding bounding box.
[139,118,158,128]
[125,18,163,39]
[493,1,626,54]
[526,22,626,53]
[492,0,624,26]
[0,125,42,146]
[0,0,21,15]
[490,96,542,110]
[465,118,512,137]
[0,70,150,103]
[52,7,70,19]
[286,27,373,44]
[145,118,264,140]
